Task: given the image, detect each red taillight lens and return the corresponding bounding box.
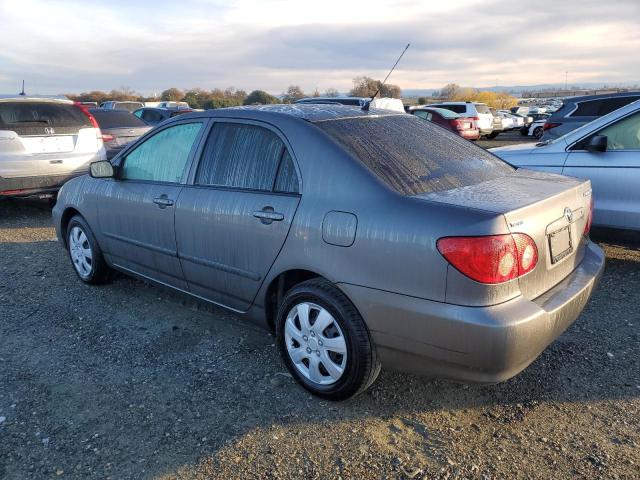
[73,102,100,129]
[450,119,464,130]
[543,122,562,131]
[584,196,594,236]
[437,234,538,284]
[101,133,115,142]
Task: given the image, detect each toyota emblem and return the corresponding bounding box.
[564,207,573,223]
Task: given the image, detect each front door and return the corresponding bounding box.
[563,110,640,230]
[175,121,301,311]
[98,121,205,288]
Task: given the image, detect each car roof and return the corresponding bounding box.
[296,96,368,103]
[177,104,405,124]
[562,91,640,104]
[0,95,72,103]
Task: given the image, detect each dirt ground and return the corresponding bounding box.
[0,191,638,479]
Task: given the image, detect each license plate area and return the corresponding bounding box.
[548,226,573,263]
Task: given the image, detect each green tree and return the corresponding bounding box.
[244,90,279,105]
[161,88,184,101]
[417,97,427,105]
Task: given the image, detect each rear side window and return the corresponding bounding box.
[475,104,490,114]
[0,102,91,135]
[572,96,640,117]
[196,123,285,191]
[274,150,299,193]
[317,115,514,196]
[90,110,147,128]
[121,122,203,183]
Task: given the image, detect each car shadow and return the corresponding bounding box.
[0,200,638,479]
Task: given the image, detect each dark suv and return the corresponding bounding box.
[544,91,640,139]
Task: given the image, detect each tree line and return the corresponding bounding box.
[418,83,517,109]
[66,76,403,109]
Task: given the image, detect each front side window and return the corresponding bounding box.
[120,122,203,182]
[196,123,285,191]
[597,112,640,150]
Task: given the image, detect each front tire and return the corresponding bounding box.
[276,279,381,400]
[533,126,544,139]
[67,215,109,284]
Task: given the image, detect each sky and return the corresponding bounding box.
[0,0,638,96]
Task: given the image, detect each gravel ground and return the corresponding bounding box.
[0,196,638,480]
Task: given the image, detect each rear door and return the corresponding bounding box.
[175,120,301,311]
[0,101,101,178]
[563,110,640,230]
[97,120,206,288]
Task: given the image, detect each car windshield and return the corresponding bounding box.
[316,114,514,196]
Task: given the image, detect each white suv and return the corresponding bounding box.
[429,102,494,136]
[0,96,105,199]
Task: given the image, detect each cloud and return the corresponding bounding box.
[0,0,638,95]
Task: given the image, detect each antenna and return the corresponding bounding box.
[362,43,410,111]
[19,80,25,96]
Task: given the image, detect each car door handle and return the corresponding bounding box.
[153,196,175,208]
[253,208,284,224]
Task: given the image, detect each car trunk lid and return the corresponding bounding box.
[417,169,592,299]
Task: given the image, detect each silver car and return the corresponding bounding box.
[0,96,105,198]
[53,105,604,400]
[492,99,640,231]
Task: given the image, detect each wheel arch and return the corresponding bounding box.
[59,207,83,247]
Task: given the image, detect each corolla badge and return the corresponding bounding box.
[564,207,573,223]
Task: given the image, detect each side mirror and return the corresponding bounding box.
[89,161,115,178]
[585,135,607,153]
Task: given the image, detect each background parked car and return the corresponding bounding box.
[543,91,640,140]
[89,109,151,160]
[430,102,494,137]
[520,113,551,136]
[408,106,479,140]
[0,96,105,198]
[492,99,640,231]
[156,101,190,109]
[500,110,525,128]
[53,104,603,400]
[133,107,194,126]
[100,101,145,113]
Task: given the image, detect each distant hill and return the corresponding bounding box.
[404,82,640,98]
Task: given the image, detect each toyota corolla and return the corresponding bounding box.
[53,104,604,400]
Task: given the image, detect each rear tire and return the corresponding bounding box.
[66,215,109,284]
[276,278,381,400]
[486,131,499,139]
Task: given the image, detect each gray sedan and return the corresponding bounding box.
[53,105,604,400]
[492,100,640,231]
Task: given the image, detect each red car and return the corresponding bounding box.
[408,106,480,140]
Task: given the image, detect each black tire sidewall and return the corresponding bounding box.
[276,282,370,400]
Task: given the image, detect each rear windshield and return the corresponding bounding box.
[0,101,91,135]
[433,104,466,114]
[90,110,147,128]
[428,108,459,119]
[475,103,490,114]
[115,102,144,112]
[316,115,514,195]
[571,96,640,117]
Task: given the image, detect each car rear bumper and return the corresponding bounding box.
[338,241,605,383]
[459,129,480,140]
[0,173,84,198]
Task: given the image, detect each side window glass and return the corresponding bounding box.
[133,110,143,118]
[572,100,601,117]
[597,112,640,150]
[120,122,203,182]
[274,150,299,193]
[426,112,433,121]
[196,123,284,191]
[414,111,428,120]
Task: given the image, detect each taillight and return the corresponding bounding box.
[543,122,562,131]
[450,119,464,130]
[101,133,115,142]
[73,102,100,130]
[584,196,594,237]
[437,234,538,284]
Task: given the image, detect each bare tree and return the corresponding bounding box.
[324,88,340,97]
[349,76,402,98]
[282,85,305,103]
